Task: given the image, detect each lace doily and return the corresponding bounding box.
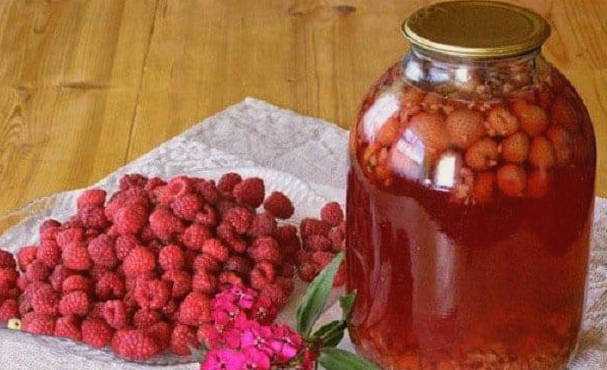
[0,98,604,369]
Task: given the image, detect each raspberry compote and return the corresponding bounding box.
[346,4,596,369]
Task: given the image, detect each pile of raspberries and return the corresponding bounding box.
[0,173,345,361]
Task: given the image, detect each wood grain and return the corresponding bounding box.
[0,0,605,217]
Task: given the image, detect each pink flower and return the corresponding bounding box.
[242,347,271,369]
[269,325,303,363]
[240,323,274,356]
[198,323,224,349]
[213,300,242,326]
[201,349,246,370]
[231,286,256,309]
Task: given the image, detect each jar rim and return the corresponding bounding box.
[402,1,551,59]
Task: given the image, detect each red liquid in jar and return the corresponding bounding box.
[346,64,596,369]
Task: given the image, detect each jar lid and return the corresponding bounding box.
[402,1,551,58]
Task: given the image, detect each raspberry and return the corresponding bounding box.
[0,299,19,321]
[95,271,126,300]
[115,235,140,260]
[78,205,109,229]
[501,132,530,164]
[39,219,61,235]
[112,328,161,361]
[328,227,345,251]
[82,318,114,348]
[77,189,107,209]
[0,267,18,286]
[88,302,105,319]
[497,164,527,197]
[0,249,16,269]
[161,300,179,320]
[300,218,331,238]
[89,264,112,282]
[546,126,573,166]
[178,292,212,326]
[103,300,129,329]
[251,261,277,288]
[133,279,171,310]
[263,191,294,219]
[156,176,193,206]
[17,246,38,271]
[63,216,84,229]
[194,179,220,205]
[105,187,149,221]
[25,261,50,282]
[56,228,84,248]
[527,169,551,199]
[260,281,290,307]
[30,285,59,315]
[511,100,549,136]
[114,204,148,235]
[311,251,335,269]
[465,138,499,171]
[133,308,162,328]
[87,234,118,268]
[36,240,61,268]
[405,112,450,161]
[149,207,184,241]
[320,202,344,227]
[201,239,229,262]
[144,176,167,196]
[22,312,55,335]
[275,225,300,246]
[248,213,277,238]
[123,246,156,278]
[216,199,237,219]
[233,177,265,208]
[62,275,92,294]
[224,206,253,234]
[170,324,199,356]
[248,237,281,264]
[119,174,148,190]
[192,271,218,295]
[145,321,172,350]
[217,172,242,195]
[224,255,252,276]
[218,271,244,287]
[54,315,82,341]
[304,234,332,252]
[197,323,222,349]
[181,224,212,250]
[171,193,203,221]
[158,244,185,271]
[194,204,219,227]
[49,265,74,291]
[551,96,580,131]
[59,291,91,316]
[193,254,221,273]
[62,242,92,271]
[486,106,520,137]
[445,108,486,149]
[279,262,296,278]
[298,261,319,282]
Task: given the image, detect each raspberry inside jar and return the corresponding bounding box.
[346,2,596,369]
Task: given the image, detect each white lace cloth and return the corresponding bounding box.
[0,98,604,369]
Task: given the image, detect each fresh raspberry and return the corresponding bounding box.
[40,224,60,241]
[0,299,19,321]
[36,240,61,268]
[161,300,179,320]
[248,237,281,264]
[197,323,223,349]
[133,308,162,328]
[218,271,244,287]
[250,262,276,289]
[123,246,156,278]
[145,321,172,350]
[106,186,149,214]
[300,218,331,238]
[192,271,218,295]
[115,235,140,260]
[89,264,112,282]
[328,227,345,251]
[62,275,92,294]
[182,249,196,271]
[22,312,55,335]
[0,249,16,269]
[87,302,105,319]
[158,244,185,271]
[103,300,129,329]
[156,176,193,206]
[298,261,319,282]
[95,271,125,300]
[275,225,300,246]
[17,246,38,271]
[133,279,171,309]
[216,199,237,219]
[113,204,147,235]
[112,328,161,361]
[260,281,290,307]
[82,318,114,349]
[304,234,332,252]
[39,219,61,235]
[25,261,50,282]
[217,173,242,195]
[62,242,92,271]
[49,265,74,291]
[194,179,220,205]
[77,189,107,209]
[263,191,294,219]
[193,254,221,273]
[233,177,265,208]
[0,267,18,286]
[56,228,84,248]
[181,224,212,251]
[54,315,82,341]
[279,262,296,278]
[320,202,344,226]
[149,207,184,241]
[59,291,91,317]
[194,204,219,227]
[119,174,148,190]
[201,239,229,262]
[224,255,252,276]
[19,297,32,316]
[78,205,109,229]
[171,193,203,221]
[178,292,212,326]
[311,251,336,269]
[62,216,84,229]
[170,324,199,356]
[29,285,59,315]
[87,234,118,268]
[224,206,253,234]
[248,213,277,237]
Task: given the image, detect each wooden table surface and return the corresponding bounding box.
[0,0,605,217]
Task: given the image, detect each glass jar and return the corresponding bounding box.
[346,2,596,369]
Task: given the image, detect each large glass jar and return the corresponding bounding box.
[346,2,596,369]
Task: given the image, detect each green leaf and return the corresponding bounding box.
[312,320,346,347]
[296,251,345,338]
[318,348,381,370]
[339,290,357,321]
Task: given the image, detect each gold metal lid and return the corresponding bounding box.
[402,1,551,58]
